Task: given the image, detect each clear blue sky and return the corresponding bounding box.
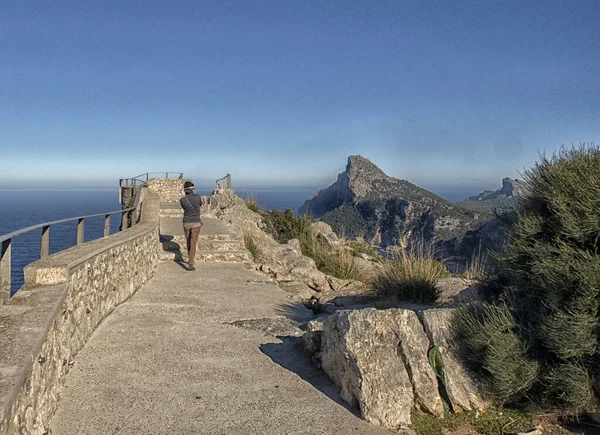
[1,0,598,194]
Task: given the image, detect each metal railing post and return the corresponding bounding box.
[104,214,111,237]
[77,218,85,245]
[41,225,50,258]
[226,173,231,189]
[1,239,11,305]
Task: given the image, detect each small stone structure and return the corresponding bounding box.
[0,187,161,434]
[146,178,187,203]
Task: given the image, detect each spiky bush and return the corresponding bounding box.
[452,145,600,416]
[373,245,449,304]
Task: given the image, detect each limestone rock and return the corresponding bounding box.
[311,221,339,245]
[302,319,324,358]
[287,238,302,253]
[419,308,486,412]
[320,309,443,429]
[353,256,384,281]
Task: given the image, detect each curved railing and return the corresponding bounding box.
[120,172,183,188]
[0,186,146,305]
[215,173,231,189]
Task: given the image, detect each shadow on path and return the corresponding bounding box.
[259,336,358,416]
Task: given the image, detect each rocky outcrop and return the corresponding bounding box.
[311,307,486,430]
[468,177,528,202]
[201,189,361,294]
[298,156,483,248]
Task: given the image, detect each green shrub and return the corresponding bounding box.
[452,145,600,416]
[373,247,449,304]
[260,209,313,244]
[260,209,363,281]
[245,197,260,213]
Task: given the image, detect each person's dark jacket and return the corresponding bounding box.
[180,192,202,224]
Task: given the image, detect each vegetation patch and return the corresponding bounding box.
[260,209,363,281]
[244,194,260,213]
[412,407,534,435]
[372,245,449,304]
[451,145,600,418]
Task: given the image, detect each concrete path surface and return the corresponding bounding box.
[49,261,395,435]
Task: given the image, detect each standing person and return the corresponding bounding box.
[180,181,203,271]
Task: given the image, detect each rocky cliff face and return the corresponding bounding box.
[467,177,528,202]
[299,156,487,249]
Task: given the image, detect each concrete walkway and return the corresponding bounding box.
[48,216,395,434]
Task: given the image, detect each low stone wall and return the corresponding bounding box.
[147,178,187,202]
[0,190,161,435]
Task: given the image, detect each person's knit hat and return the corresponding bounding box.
[184,181,195,189]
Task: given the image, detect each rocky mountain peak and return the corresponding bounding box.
[345,155,390,197]
[501,177,527,197]
[468,178,527,202]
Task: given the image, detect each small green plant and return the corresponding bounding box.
[244,194,260,213]
[372,244,449,304]
[243,232,261,261]
[260,209,313,244]
[303,296,326,314]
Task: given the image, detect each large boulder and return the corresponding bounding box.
[320,309,443,430]
[419,308,487,412]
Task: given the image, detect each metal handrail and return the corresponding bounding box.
[0,186,146,305]
[215,173,231,189]
[131,172,184,182]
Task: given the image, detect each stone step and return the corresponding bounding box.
[159,249,249,263]
[196,250,250,263]
[161,239,244,252]
[198,239,245,251]
[161,212,183,218]
[160,234,243,244]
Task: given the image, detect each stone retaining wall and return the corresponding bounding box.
[147,178,187,202]
[0,189,161,435]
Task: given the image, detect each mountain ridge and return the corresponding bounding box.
[298,155,490,249]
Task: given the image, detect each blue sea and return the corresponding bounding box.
[0,188,473,294]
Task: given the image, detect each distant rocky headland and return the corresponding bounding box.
[299,155,525,264]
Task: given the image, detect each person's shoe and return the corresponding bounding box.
[187,264,196,271]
